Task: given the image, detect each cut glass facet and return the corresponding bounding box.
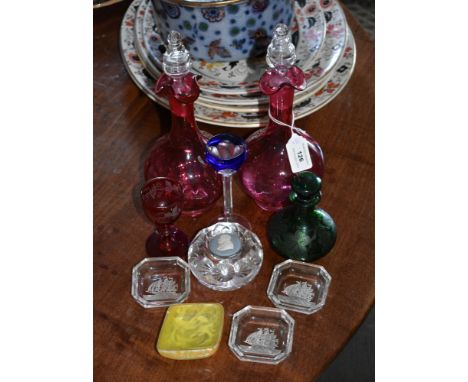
[267,260,331,314]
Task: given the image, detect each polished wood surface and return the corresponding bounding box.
[94,2,374,380]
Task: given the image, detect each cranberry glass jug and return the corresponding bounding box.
[144,31,221,217]
[239,24,324,212]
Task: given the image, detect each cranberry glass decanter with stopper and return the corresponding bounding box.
[144,31,221,217]
[239,24,325,212]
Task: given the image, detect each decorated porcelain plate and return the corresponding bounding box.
[196,54,334,107]
[138,0,346,96]
[134,0,160,78]
[192,74,332,113]
[121,0,356,128]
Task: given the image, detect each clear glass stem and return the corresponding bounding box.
[223,174,234,219]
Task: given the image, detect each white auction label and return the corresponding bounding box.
[286,133,313,173]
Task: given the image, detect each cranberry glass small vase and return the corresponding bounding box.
[144,31,221,217]
[141,177,188,258]
[239,24,325,212]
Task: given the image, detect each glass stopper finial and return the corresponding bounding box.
[290,172,322,205]
[266,23,297,69]
[163,31,192,76]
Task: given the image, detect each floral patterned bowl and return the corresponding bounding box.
[151,0,294,62]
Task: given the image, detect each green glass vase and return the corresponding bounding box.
[267,172,336,262]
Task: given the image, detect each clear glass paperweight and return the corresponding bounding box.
[228,305,294,365]
[156,303,224,360]
[131,257,190,308]
[267,260,332,315]
[188,222,263,291]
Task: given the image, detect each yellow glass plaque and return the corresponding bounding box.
[156,303,224,360]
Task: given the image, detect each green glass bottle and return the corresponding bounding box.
[267,172,336,262]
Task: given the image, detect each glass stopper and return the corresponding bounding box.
[266,23,297,69]
[290,172,322,205]
[162,31,192,76]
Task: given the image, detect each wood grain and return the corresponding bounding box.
[94,2,374,380]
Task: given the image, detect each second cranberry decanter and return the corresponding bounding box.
[239,24,325,212]
[144,31,221,217]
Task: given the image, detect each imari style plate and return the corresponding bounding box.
[121,0,356,127]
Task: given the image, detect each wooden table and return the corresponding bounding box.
[94,2,374,380]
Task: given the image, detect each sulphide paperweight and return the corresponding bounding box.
[267,259,332,315]
[188,134,263,291]
[188,222,263,291]
[228,305,294,365]
[131,257,190,308]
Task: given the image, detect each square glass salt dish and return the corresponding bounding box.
[228,305,294,365]
[156,303,224,360]
[131,257,190,308]
[267,259,332,315]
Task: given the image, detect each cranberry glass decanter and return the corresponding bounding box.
[239,24,324,212]
[144,31,221,217]
[140,177,188,258]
